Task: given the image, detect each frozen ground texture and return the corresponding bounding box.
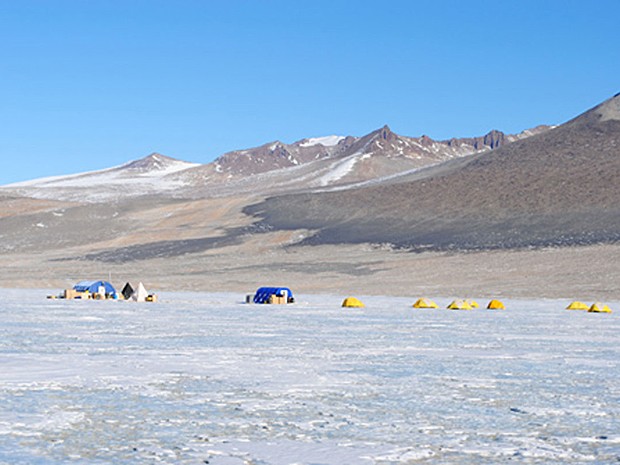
[0,290,619,464]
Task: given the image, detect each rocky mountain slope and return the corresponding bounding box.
[245,93,620,251]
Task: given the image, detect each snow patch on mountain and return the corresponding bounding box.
[299,136,345,147]
[5,165,123,188]
[6,155,198,188]
[313,153,364,187]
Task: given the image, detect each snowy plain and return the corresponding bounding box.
[0,289,618,464]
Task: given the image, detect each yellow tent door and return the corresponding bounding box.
[487,299,506,310]
[588,302,612,313]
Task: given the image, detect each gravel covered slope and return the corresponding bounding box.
[245,95,620,251]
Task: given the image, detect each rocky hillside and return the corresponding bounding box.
[245,94,620,251]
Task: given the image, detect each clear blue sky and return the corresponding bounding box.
[1,0,619,185]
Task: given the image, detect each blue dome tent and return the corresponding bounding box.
[253,287,294,304]
[73,280,117,298]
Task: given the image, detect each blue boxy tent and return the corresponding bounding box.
[253,287,294,304]
[73,280,117,298]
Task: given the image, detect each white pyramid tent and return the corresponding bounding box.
[132,282,149,302]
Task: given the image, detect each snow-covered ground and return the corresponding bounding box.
[0,290,618,464]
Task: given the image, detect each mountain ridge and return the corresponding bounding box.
[0,124,549,202]
[205,124,549,181]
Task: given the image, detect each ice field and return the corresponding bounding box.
[0,289,619,464]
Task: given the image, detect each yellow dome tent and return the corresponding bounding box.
[566,301,589,310]
[487,299,506,310]
[466,299,480,308]
[588,302,612,313]
[342,297,365,308]
[413,297,439,309]
[447,299,473,310]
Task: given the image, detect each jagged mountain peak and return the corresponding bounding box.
[262,141,284,151]
[365,125,395,141]
[480,129,506,149]
[379,125,392,138]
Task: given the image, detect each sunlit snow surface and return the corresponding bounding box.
[0,290,619,464]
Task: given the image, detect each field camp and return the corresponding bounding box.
[48,280,158,302]
[43,281,614,314]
